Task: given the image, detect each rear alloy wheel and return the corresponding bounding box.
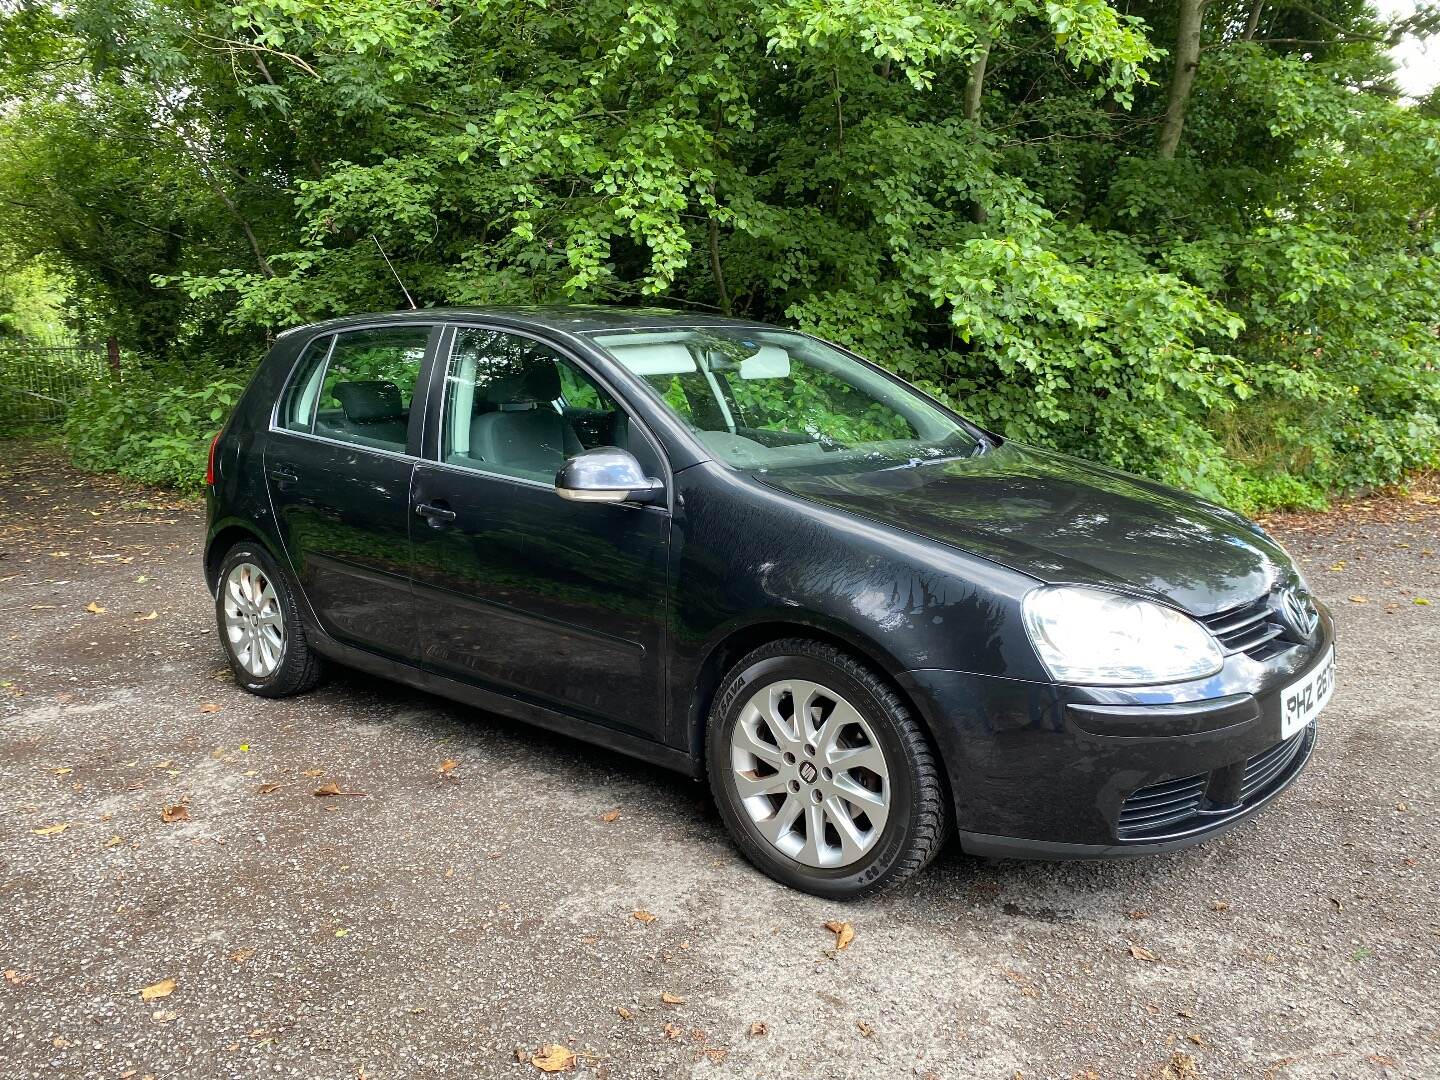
[214,543,322,698]
[707,638,948,898]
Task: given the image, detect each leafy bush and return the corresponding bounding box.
[64,371,246,493]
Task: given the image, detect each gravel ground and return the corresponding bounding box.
[1,440,1437,1080]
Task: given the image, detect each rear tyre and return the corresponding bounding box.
[214,542,323,698]
[706,638,949,899]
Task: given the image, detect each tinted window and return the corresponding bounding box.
[278,336,332,433]
[442,329,657,482]
[310,326,430,453]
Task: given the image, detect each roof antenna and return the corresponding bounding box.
[371,234,416,310]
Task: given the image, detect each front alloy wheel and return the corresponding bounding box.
[708,638,949,898]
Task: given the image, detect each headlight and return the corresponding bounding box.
[1022,586,1224,685]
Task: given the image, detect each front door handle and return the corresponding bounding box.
[414,501,457,524]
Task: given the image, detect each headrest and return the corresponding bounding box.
[474,354,561,405]
[333,381,403,423]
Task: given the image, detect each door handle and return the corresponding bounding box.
[414,501,457,524]
[267,467,299,486]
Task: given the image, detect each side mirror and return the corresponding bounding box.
[555,447,664,505]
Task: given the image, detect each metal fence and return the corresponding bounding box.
[0,337,109,425]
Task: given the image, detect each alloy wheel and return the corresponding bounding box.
[728,678,890,868]
[222,561,285,679]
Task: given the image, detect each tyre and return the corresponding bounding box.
[706,638,949,899]
[214,542,323,698]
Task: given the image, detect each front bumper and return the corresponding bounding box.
[897,608,1333,858]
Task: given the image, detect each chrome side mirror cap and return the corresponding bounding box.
[555,447,664,505]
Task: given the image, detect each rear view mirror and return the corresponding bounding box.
[739,345,791,380]
[555,447,664,505]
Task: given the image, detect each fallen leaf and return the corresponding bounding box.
[599,808,621,823]
[1160,1052,1200,1080]
[616,1006,632,1020]
[85,602,105,614]
[51,766,72,776]
[230,949,254,963]
[1367,1054,1399,1068]
[662,1023,683,1040]
[161,804,189,823]
[824,919,855,951]
[856,1020,875,1037]
[334,928,349,938]
[1329,897,1344,912]
[314,782,368,797]
[528,1044,575,1073]
[4,969,31,985]
[1209,900,1231,913]
[52,1036,71,1048]
[1127,909,1149,920]
[1186,1032,1207,1046]
[749,1021,768,1037]
[1348,595,1368,604]
[439,758,459,775]
[633,910,657,924]
[32,823,69,837]
[1128,942,1159,963]
[255,782,282,795]
[660,991,687,1005]
[139,978,176,1002]
[136,611,158,622]
[199,702,222,713]
[302,768,325,777]
[701,1048,727,1064]
[1415,598,1431,606]
[105,835,123,848]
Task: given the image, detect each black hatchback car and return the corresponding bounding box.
[205,307,1335,898]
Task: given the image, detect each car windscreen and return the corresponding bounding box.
[586,326,981,476]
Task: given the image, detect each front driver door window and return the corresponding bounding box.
[409,328,669,734]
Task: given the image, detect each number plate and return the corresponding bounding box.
[1280,646,1335,739]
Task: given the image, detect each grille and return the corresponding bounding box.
[1200,595,1289,661]
[1116,727,1312,840]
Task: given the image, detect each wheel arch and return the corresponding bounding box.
[204,520,285,593]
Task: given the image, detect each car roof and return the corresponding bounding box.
[276,304,777,339]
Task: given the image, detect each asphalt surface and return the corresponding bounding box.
[1,439,1437,1080]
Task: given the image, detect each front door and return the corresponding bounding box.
[264,324,435,659]
[409,327,670,737]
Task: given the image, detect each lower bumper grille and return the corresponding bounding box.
[1116,725,1314,840]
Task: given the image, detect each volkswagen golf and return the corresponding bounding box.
[204,307,1335,898]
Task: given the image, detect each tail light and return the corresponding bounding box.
[206,431,222,486]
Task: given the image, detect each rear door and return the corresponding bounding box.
[409,326,671,738]
[263,324,437,659]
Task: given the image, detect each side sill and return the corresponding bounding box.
[308,635,699,779]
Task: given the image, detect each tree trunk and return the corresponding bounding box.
[964,41,991,223]
[1157,0,1206,160]
[1243,0,1264,39]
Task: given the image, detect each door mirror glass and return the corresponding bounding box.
[555,447,664,505]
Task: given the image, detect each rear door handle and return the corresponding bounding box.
[414,501,457,524]
[267,467,299,486]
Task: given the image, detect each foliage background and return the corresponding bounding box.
[1,0,1437,504]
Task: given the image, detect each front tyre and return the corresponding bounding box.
[706,638,949,899]
[214,542,322,698]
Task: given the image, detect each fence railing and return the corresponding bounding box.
[0,337,110,425]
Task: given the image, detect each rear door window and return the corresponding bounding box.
[278,336,333,434]
[309,326,431,453]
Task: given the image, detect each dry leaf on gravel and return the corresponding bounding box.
[139,978,176,1002]
[1348,595,1368,604]
[438,758,459,776]
[104,835,123,848]
[255,783,282,795]
[85,602,105,614]
[825,919,855,951]
[616,1006,632,1020]
[313,782,367,797]
[31,823,68,836]
[136,611,158,622]
[633,910,657,924]
[199,702,222,713]
[660,991,686,1005]
[662,1023,683,1040]
[4,969,31,985]
[749,1021,768,1037]
[701,1048,727,1064]
[302,768,325,777]
[599,808,620,823]
[1128,942,1159,963]
[161,803,189,823]
[856,1020,875,1037]
[230,949,254,963]
[528,1044,575,1073]
[1160,1052,1200,1080]
[1210,900,1231,913]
